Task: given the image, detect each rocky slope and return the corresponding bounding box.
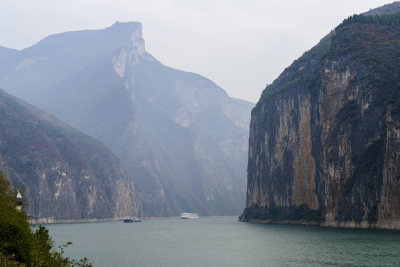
[0,22,253,216]
[243,6,400,229]
[0,89,140,221]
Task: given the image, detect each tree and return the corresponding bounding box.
[0,173,92,267]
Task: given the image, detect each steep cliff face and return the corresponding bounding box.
[0,89,140,220]
[0,22,252,216]
[245,11,400,229]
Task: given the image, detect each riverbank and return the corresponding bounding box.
[243,219,400,230]
[30,215,238,224]
[30,217,129,224]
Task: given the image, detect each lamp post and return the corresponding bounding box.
[16,189,23,211]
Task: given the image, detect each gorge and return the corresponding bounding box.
[0,22,252,218]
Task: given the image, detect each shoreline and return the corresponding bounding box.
[243,219,400,230]
[30,215,239,224]
[30,217,128,225]
[32,216,400,230]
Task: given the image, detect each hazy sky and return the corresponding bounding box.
[0,0,395,102]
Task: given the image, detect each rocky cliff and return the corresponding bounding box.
[0,89,140,220]
[243,8,400,229]
[0,22,252,216]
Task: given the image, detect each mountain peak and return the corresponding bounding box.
[108,21,145,55]
[109,21,142,34]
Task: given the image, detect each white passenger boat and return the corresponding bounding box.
[180,213,199,219]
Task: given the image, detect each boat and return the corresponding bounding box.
[123,217,141,223]
[180,213,199,219]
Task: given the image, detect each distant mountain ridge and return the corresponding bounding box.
[0,88,140,220]
[0,22,253,216]
[0,22,144,101]
[363,1,400,15]
[0,46,17,60]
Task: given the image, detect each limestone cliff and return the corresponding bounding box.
[244,9,400,229]
[0,89,141,220]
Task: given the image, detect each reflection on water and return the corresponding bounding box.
[46,217,400,267]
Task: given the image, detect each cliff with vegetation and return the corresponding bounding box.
[243,8,400,229]
[0,89,141,221]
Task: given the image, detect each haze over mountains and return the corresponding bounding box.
[0,89,140,220]
[0,46,17,61]
[0,22,253,217]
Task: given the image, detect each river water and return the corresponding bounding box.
[46,217,400,266]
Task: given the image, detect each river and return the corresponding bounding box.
[46,217,400,266]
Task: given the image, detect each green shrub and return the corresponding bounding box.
[0,173,92,267]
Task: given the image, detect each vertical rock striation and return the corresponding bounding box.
[245,9,400,229]
[0,89,141,221]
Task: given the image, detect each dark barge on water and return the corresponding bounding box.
[123,217,141,223]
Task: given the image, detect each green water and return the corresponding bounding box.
[46,217,400,266]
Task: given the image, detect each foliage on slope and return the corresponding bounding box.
[245,10,400,226]
[0,173,92,267]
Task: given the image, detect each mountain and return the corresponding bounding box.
[0,22,253,216]
[0,88,140,221]
[0,23,142,102]
[364,1,400,15]
[242,4,400,229]
[0,46,17,61]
